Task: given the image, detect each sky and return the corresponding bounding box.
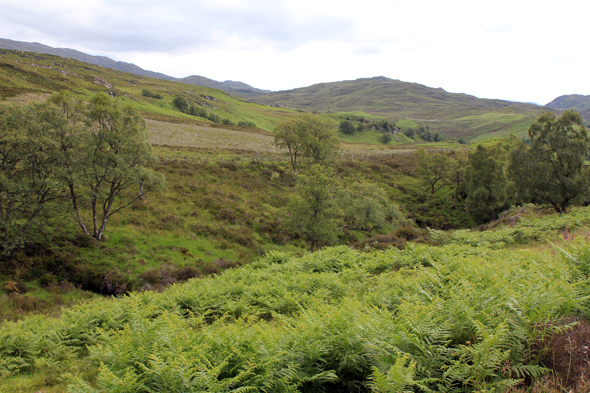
[0,0,588,105]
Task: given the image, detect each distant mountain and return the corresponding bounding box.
[178,75,270,100]
[0,37,269,99]
[545,94,590,120]
[253,76,552,140]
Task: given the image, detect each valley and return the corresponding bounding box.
[1,43,590,393]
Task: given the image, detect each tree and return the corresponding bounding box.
[0,101,69,255]
[67,93,165,240]
[302,115,339,164]
[208,113,221,123]
[274,118,308,171]
[446,152,468,209]
[466,144,510,223]
[509,110,590,213]
[415,148,451,202]
[172,96,189,113]
[274,115,339,170]
[341,181,402,231]
[339,120,356,135]
[381,134,393,144]
[285,165,340,250]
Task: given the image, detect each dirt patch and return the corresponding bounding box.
[538,316,590,391]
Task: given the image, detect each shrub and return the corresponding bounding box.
[141,89,163,99]
[238,121,257,127]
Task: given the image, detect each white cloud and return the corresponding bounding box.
[0,0,589,104]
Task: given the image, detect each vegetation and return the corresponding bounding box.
[509,110,590,213]
[274,115,339,171]
[2,210,590,391]
[141,89,162,100]
[254,76,548,142]
[0,92,163,253]
[3,50,590,393]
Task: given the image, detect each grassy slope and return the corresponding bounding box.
[253,77,551,141]
[0,49,298,132]
[1,205,590,392]
[0,149,474,321]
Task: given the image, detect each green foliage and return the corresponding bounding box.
[64,92,165,240]
[171,95,189,113]
[208,112,221,123]
[341,181,403,231]
[415,148,452,202]
[509,110,590,213]
[339,120,356,135]
[141,89,162,100]
[381,133,393,144]
[0,100,68,255]
[238,121,257,128]
[274,115,338,170]
[285,165,341,250]
[466,144,510,223]
[1,228,587,391]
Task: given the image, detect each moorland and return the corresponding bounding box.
[1,45,590,393]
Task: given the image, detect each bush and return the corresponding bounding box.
[238,121,257,128]
[172,96,189,113]
[141,89,163,99]
[339,120,356,135]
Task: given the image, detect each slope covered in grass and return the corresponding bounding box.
[253,77,551,141]
[1,206,590,392]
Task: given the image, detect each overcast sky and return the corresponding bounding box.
[0,0,588,104]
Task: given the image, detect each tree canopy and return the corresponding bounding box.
[509,110,590,213]
[274,115,339,171]
[0,92,164,254]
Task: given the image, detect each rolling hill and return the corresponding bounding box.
[0,37,568,142]
[252,76,555,141]
[0,48,295,133]
[546,94,590,121]
[0,37,270,99]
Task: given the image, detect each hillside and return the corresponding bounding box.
[253,76,554,141]
[546,94,590,121]
[0,48,297,132]
[0,37,270,99]
[2,204,590,392]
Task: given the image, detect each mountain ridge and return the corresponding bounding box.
[251,76,555,140]
[0,37,270,99]
[545,94,590,120]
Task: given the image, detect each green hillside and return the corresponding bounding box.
[253,76,553,141]
[0,49,296,133]
[2,205,590,392]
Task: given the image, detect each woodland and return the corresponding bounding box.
[1,48,590,392]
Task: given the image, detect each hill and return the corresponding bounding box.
[0,48,297,132]
[546,94,590,121]
[0,37,270,99]
[253,76,555,141]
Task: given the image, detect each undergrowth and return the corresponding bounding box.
[1,236,590,391]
